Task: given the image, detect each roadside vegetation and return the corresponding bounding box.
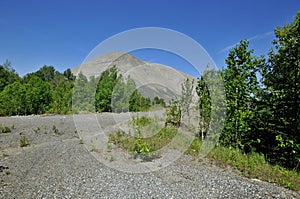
[186,138,300,190]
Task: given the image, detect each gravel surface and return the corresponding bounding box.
[0,114,299,198]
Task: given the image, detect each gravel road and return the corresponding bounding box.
[0,114,299,198]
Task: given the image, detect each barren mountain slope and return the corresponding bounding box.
[72,52,197,102]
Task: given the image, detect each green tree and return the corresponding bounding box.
[73,72,96,112]
[197,73,211,140]
[0,60,20,92]
[63,68,76,82]
[25,76,53,114]
[0,82,26,116]
[95,65,121,112]
[52,77,73,114]
[129,89,151,112]
[112,76,137,112]
[221,39,261,151]
[35,65,56,82]
[260,11,300,168]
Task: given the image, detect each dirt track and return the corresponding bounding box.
[0,114,299,198]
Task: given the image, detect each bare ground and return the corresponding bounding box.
[0,114,299,198]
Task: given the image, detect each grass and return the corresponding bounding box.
[0,124,11,133]
[89,144,97,152]
[79,138,84,144]
[109,126,178,160]
[185,138,300,190]
[132,116,152,127]
[19,133,29,147]
[33,127,40,133]
[52,125,63,135]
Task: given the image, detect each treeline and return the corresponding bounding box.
[0,65,75,115]
[72,65,165,113]
[197,12,300,170]
[0,64,165,116]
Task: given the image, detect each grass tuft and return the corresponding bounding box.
[0,124,11,133]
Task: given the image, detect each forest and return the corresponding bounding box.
[0,12,299,174]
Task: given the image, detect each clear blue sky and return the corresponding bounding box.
[0,0,299,77]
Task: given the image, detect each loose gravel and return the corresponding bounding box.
[0,114,299,198]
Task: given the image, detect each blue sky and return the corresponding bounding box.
[0,0,299,77]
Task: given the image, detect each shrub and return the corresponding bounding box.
[19,133,29,147]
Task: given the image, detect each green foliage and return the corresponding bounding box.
[52,125,60,135]
[109,126,178,160]
[112,76,137,112]
[221,39,261,151]
[35,65,56,82]
[0,60,20,92]
[95,65,120,112]
[0,124,11,133]
[25,76,53,114]
[132,116,152,127]
[0,64,75,116]
[207,146,300,190]
[94,65,152,113]
[185,140,300,190]
[73,72,98,113]
[19,133,29,147]
[132,138,151,155]
[51,75,73,114]
[0,81,26,116]
[152,96,166,107]
[257,11,300,169]
[165,100,181,127]
[129,90,151,112]
[197,73,211,140]
[79,138,84,144]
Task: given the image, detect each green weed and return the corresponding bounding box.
[0,124,11,133]
[19,133,29,147]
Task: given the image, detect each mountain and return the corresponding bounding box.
[72,52,197,103]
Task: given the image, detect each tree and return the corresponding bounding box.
[35,65,56,82]
[260,11,300,168]
[0,82,26,116]
[197,73,211,140]
[111,78,127,112]
[221,39,261,151]
[112,76,137,112]
[25,76,53,114]
[152,96,166,107]
[52,77,73,114]
[0,61,20,92]
[129,89,151,112]
[73,72,96,112]
[95,66,121,112]
[63,68,76,82]
[180,78,195,126]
